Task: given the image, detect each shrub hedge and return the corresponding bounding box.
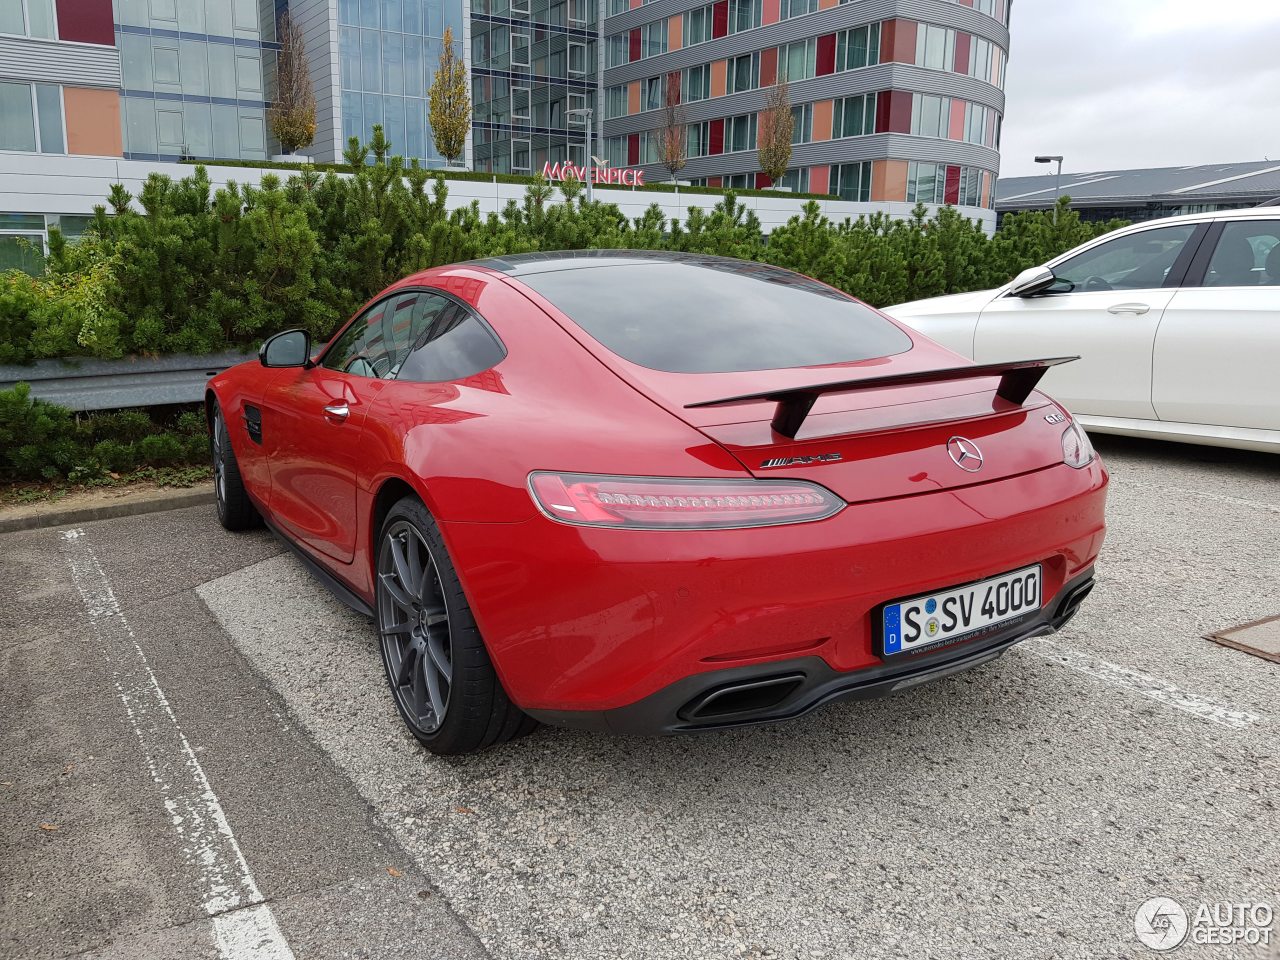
[0,383,208,483]
[0,126,1126,366]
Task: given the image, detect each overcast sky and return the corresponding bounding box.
[999,0,1280,179]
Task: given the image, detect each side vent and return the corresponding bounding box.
[243,405,263,445]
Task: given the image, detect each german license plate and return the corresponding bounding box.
[881,565,1042,656]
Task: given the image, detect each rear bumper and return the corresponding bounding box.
[442,459,1107,716]
[525,569,1095,734]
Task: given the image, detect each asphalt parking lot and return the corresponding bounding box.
[3,435,1278,960]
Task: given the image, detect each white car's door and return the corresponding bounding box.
[973,222,1207,419]
[1152,218,1280,430]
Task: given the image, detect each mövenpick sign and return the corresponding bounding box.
[542,161,645,186]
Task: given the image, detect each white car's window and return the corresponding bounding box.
[1049,224,1197,293]
[1203,221,1280,287]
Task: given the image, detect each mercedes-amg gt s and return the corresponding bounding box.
[206,251,1107,754]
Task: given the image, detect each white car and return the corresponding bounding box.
[886,207,1280,452]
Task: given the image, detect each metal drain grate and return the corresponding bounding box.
[1205,615,1280,664]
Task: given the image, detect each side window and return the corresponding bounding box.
[1203,221,1280,287]
[1050,224,1197,293]
[395,297,506,383]
[323,293,413,378]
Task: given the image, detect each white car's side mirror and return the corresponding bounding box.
[1008,266,1056,298]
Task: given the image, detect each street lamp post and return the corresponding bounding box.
[567,107,594,203]
[1035,155,1064,224]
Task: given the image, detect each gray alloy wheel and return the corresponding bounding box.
[374,496,538,754]
[210,402,259,531]
[377,519,454,735]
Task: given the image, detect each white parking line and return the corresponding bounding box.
[1021,637,1261,729]
[61,529,295,960]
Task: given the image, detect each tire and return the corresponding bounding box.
[375,496,538,755]
[210,401,261,531]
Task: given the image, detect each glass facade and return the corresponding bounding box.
[470,0,596,174]
[113,0,277,161]
[337,0,464,164]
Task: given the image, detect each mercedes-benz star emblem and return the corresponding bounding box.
[947,436,984,472]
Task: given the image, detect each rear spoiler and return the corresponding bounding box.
[685,357,1078,439]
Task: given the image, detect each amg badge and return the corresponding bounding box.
[759,453,843,469]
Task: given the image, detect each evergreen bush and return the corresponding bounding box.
[0,383,209,482]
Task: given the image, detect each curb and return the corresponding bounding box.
[0,487,215,534]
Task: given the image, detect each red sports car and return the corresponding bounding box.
[206,251,1107,755]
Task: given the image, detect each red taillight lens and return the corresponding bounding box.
[528,472,844,530]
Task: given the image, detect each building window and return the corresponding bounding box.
[568,92,587,121]
[963,102,989,145]
[642,74,664,111]
[906,161,943,203]
[512,138,531,170]
[604,135,627,166]
[835,23,880,72]
[723,172,752,189]
[641,19,668,58]
[607,33,629,67]
[608,0,628,14]
[606,84,627,118]
[569,0,588,23]
[511,32,531,68]
[832,92,875,138]
[725,112,757,152]
[910,93,950,138]
[915,23,955,72]
[687,121,709,158]
[781,38,817,81]
[684,63,710,102]
[790,103,812,144]
[779,0,818,19]
[683,5,712,46]
[0,0,54,38]
[728,0,761,33]
[0,213,46,275]
[510,0,530,16]
[568,41,588,76]
[0,81,64,154]
[831,161,871,201]
[775,168,810,192]
[727,52,759,94]
[511,85,531,122]
[968,36,994,82]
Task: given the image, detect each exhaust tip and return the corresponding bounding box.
[680,673,805,722]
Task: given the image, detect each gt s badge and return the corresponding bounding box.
[1044,412,1067,425]
[760,453,843,469]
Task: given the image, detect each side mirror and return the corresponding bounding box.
[1008,266,1057,298]
[259,329,312,368]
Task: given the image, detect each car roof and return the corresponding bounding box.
[1114,205,1280,231]
[464,249,804,282]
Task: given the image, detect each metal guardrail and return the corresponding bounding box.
[0,351,255,411]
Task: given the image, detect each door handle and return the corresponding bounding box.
[323,402,350,421]
[1107,302,1150,315]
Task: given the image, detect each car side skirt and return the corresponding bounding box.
[1077,415,1280,453]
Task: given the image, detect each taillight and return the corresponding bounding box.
[1061,421,1095,469]
[528,472,844,530]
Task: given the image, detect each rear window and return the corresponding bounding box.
[519,261,912,373]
